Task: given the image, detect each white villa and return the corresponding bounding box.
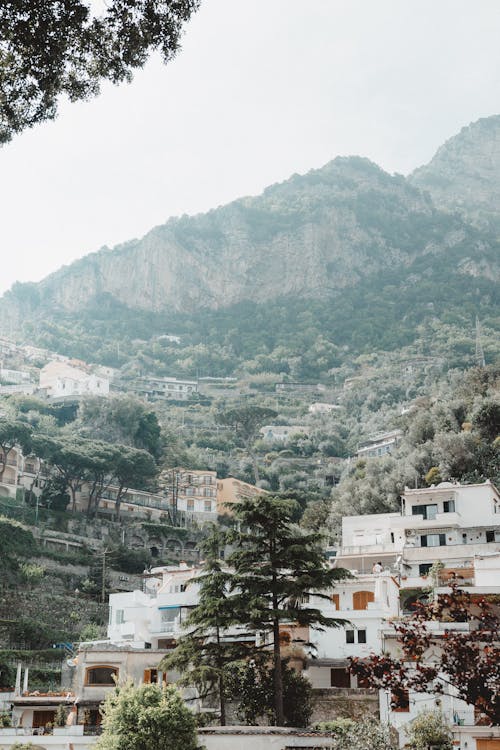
[39,361,109,400]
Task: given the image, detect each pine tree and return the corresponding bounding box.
[161,528,248,725]
[228,494,348,726]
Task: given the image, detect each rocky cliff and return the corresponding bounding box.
[410,114,500,231]
[1,116,499,344]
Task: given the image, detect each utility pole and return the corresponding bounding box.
[100,548,110,604]
[475,316,486,368]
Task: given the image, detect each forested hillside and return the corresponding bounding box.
[0,115,499,383]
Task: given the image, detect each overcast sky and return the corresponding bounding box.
[0,0,499,296]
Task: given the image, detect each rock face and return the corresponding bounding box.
[7,157,436,316]
[1,115,499,326]
[410,115,500,231]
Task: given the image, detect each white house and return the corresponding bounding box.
[336,481,500,750]
[356,429,403,459]
[308,402,341,414]
[337,481,500,583]
[259,425,310,442]
[305,572,400,689]
[39,361,109,399]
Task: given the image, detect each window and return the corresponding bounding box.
[331,594,340,610]
[419,563,432,576]
[353,591,374,610]
[486,529,495,543]
[116,609,125,624]
[144,669,167,685]
[421,533,446,547]
[412,503,437,520]
[330,668,350,687]
[204,501,212,513]
[160,607,180,633]
[33,710,56,728]
[187,498,194,511]
[443,500,455,513]
[85,666,118,685]
[345,630,366,644]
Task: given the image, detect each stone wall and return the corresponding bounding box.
[310,688,379,724]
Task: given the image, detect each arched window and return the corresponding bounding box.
[352,590,374,610]
[85,666,118,685]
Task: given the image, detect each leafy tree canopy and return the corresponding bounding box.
[229,494,349,725]
[95,681,198,750]
[350,584,500,724]
[0,0,200,144]
[225,657,313,727]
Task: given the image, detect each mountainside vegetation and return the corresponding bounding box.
[0,116,499,694]
[2,118,499,387]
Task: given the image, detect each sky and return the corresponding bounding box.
[0,0,499,296]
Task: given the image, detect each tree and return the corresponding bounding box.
[224,657,313,727]
[112,444,156,519]
[161,528,245,725]
[350,584,500,724]
[406,710,453,750]
[95,681,198,750]
[217,405,277,483]
[0,1,200,144]
[229,494,348,726]
[31,435,92,512]
[77,395,162,459]
[474,400,500,442]
[39,474,71,512]
[0,419,32,483]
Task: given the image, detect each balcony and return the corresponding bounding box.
[339,543,400,556]
[392,513,460,530]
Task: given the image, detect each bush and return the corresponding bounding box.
[406,710,453,750]
[95,682,198,750]
[315,718,397,750]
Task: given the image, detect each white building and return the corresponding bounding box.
[338,481,500,582]
[305,572,400,689]
[39,361,109,399]
[0,367,32,384]
[259,425,310,442]
[131,376,198,402]
[356,429,403,458]
[308,402,341,414]
[336,481,500,750]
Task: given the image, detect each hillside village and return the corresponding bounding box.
[1,113,500,750]
[0,324,499,750]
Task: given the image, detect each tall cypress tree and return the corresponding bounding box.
[228,494,349,726]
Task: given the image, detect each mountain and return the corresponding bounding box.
[3,157,445,317]
[1,116,499,375]
[410,114,500,232]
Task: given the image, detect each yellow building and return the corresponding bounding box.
[216,476,267,516]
